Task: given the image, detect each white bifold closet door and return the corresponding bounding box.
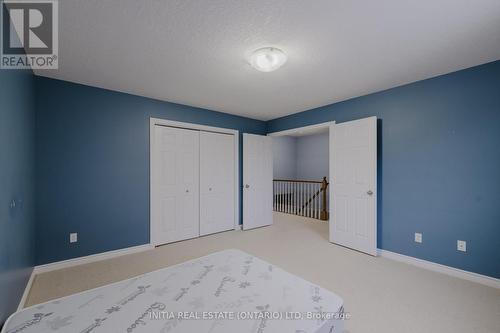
[200,131,235,236]
[152,126,200,245]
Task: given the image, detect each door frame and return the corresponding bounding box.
[150,117,239,246]
[267,121,335,223]
[267,121,335,138]
[269,120,378,256]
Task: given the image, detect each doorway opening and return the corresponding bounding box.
[268,122,332,221]
[269,117,377,256]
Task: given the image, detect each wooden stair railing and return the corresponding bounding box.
[273,177,329,220]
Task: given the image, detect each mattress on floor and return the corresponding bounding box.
[2,249,344,333]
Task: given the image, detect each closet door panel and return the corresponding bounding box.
[200,131,235,236]
[153,126,199,245]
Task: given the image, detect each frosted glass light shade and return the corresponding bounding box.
[250,47,287,72]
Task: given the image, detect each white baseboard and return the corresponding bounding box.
[17,268,36,311]
[378,249,500,289]
[34,244,154,274]
[16,244,154,310]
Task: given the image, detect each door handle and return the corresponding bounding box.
[367,190,373,195]
[185,189,189,193]
[245,184,250,189]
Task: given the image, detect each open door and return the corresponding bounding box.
[243,133,273,230]
[329,117,377,255]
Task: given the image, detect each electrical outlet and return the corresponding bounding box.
[414,233,422,243]
[457,240,466,252]
[70,233,78,243]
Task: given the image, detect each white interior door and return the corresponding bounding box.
[329,117,377,255]
[243,134,273,230]
[152,125,200,245]
[200,131,235,236]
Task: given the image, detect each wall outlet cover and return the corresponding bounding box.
[70,233,78,243]
[457,240,466,252]
[414,232,422,243]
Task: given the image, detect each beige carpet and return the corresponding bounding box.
[26,213,500,332]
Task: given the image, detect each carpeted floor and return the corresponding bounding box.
[26,212,500,332]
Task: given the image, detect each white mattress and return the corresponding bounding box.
[2,249,344,333]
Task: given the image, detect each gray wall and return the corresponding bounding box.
[272,136,297,179]
[272,133,329,181]
[296,132,329,180]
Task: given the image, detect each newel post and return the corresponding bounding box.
[320,177,329,221]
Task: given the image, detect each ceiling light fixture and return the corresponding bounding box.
[250,47,287,72]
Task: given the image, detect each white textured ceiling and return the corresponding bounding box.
[35,0,500,120]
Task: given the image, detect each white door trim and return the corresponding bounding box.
[150,118,240,246]
[267,121,335,137]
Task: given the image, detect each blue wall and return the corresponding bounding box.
[34,60,500,279]
[35,77,266,265]
[268,60,500,278]
[0,70,36,324]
